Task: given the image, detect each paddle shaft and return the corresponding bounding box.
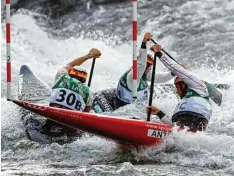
[151,39,181,65]
[88,58,96,87]
[147,53,157,121]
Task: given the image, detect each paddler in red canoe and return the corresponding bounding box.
[147,44,212,132]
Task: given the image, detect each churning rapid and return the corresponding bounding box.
[1,0,234,175]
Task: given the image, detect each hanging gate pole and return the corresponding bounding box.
[132,0,138,100]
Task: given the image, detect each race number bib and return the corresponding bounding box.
[50,88,85,111]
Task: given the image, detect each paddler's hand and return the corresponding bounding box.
[143,32,152,43]
[87,48,101,59]
[150,44,162,53]
[150,44,163,58]
[146,106,160,115]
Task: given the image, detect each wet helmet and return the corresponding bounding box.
[69,66,88,83]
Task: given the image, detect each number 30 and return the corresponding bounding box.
[56,90,82,110]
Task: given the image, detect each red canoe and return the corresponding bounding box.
[12,99,172,146]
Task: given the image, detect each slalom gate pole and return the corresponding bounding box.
[132,0,137,100]
[6,0,11,100]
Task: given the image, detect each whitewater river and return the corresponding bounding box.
[1,0,234,175]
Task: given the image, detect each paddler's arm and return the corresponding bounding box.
[160,53,208,95]
[147,71,174,83]
[64,48,101,71]
[54,48,101,82]
[147,106,172,125]
[126,32,152,90]
[151,45,208,96]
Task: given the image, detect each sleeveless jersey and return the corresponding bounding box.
[117,69,148,103]
[50,74,91,111]
[159,54,213,123]
[173,88,212,121]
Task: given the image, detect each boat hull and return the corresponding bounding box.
[13,99,172,146]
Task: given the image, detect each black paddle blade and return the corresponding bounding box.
[213,83,230,90]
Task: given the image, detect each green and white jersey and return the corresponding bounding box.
[117,48,148,103]
[173,88,212,121]
[159,55,212,123]
[116,48,174,104]
[50,68,92,111]
[117,68,148,103]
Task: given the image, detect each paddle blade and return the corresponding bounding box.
[205,81,222,106]
[213,83,230,90]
